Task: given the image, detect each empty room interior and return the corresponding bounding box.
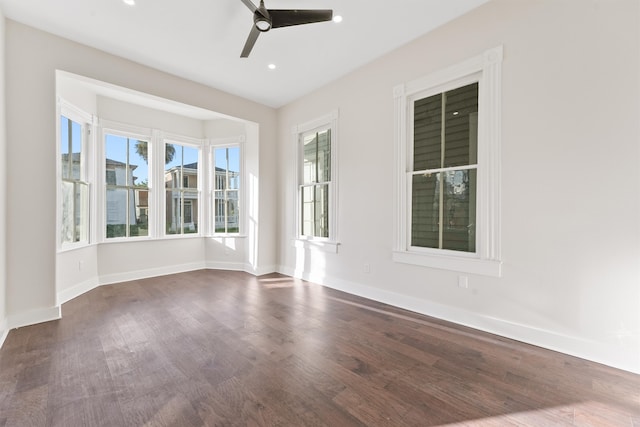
[0,0,639,425]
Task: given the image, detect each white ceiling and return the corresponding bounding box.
[0,0,489,108]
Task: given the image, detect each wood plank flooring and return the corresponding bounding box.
[0,270,638,426]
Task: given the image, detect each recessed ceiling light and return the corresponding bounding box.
[268,64,276,70]
[333,15,343,23]
[123,0,135,6]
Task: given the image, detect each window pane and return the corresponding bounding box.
[61,181,74,243]
[317,130,331,182]
[75,182,89,242]
[315,185,329,237]
[226,190,239,233]
[129,140,149,186]
[442,169,476,252]
[411,170,476,252]
[166,190,182,234]
[184,190,198,233]
[413,94,442,171]
[214,191,225,233]
[183,146,199,190]
[303,134,317,184]
[131,188,149,237]
[105,135,127,186]
[60,116,83,180]
[106,187,128,238]
[228,147,240,190]
[411,173,439,249]
[444,83,478,168]
[301,184,329,238]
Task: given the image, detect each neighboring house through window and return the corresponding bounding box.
[393,46,503,276]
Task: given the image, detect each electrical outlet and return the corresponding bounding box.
[363,263,371,273]
[78,260,85,271]
[458,275,469,289]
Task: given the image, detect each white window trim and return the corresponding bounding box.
[292,110,339,254]
[209,135,246,237]
[393,46,503,277]
[57,98,95,252]
[162,133,205,238]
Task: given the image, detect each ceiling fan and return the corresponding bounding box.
[239,0,333,58]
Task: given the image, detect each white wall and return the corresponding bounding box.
[276,0,640,373]
[5,20,278,327]
[0,8,7,345]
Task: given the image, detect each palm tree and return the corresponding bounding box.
[134,141,176,164]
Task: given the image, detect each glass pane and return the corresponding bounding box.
[105,134,128,186]
[183,190,198,233]
[226,190,239,233]
[129,140,149,186]
[228,147,240,190]
[301,185,328,238]
[165,144,182,189]
[61,181,74,243]
[60,116,82,180]
[131,188,149,237]
[75,182,89,242]
[183,146,199,189]
[316,130,331,182]
[315,185,329,238]
[301,186,314,236]
[106,187,128,238]
[214,190,226,233]
[411,173,440,249]
[303,133,318,184]
[413,93,442,171]
[442,169,476,252]
[444,83,478,168]
[166,189,181,234]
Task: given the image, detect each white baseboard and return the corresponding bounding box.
[57,277,100,305]
[278,265,640,375]
[8,305,61,330]
[99,261,207,286]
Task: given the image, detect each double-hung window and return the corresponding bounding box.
[59,105,91,247]
[104,132,151,239]
[213,145,241,234]
[294,111,339,252]
[394,47,503,276]
[165,141,201,235]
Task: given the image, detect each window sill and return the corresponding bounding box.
[392,250,501,277]
[293,239,340,254]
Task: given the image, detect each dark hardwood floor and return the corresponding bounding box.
[0,270,638,426]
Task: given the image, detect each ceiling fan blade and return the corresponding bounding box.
[240,25,261,57]
[239,0,257,13]
[269,9,333,29]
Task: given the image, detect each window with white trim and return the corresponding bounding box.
[393,47,503,276]
[59,107,91,247]
[104,132,151,239]
[213,145,241,234]
[165,141,201,235]
[294,111,339,251]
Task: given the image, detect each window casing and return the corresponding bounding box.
[393,47,503,276]
[294,111,339,252]
[58,102,92,249]
[212,144,241,234]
